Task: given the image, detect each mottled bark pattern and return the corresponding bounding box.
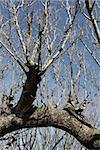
[0,106,100,149]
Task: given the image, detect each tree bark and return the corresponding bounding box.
[0,106,100,149]
[13,64,42,116]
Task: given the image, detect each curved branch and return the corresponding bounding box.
[0,106,100,149]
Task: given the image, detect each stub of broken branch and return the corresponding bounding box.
[1,95,13,115]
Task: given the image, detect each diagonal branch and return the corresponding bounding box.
[85,0,100,43]
[0,30,27,74]
[13,5,29,62]
[42,34,82,72]
[51,133,66,150]
[81,39,100,67]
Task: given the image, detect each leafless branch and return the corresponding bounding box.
[85,0,100,43]
[0,30,27,74]
[81,12,91,21]
[13,5,29,62]
[80,39,100,67]
[51,133,66,150]
[42,33,82,72]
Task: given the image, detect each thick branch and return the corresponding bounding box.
[0,114,23,137]
[0,106,100,149]
[13,64,42,116]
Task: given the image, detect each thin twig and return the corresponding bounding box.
[80,39,100,67]
[51,133,66,150]
[85,0,100,43]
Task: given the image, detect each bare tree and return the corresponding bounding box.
[0,0,100,149]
